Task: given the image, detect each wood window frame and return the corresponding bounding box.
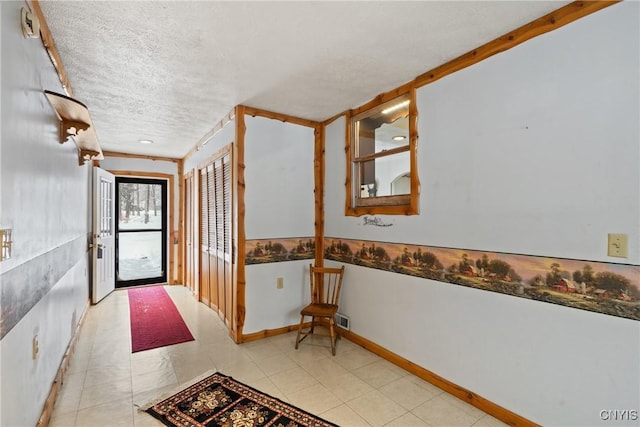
[345,86,419,216]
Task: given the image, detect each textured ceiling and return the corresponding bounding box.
[39,1,569,159]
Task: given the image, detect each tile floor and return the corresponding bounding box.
[49,285,506,427]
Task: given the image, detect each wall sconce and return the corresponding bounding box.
[21,7,40,39]
[0,229,13,261]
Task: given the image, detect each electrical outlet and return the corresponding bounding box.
[32,335,39,360]
[607,233,628,258]
[276,277,284,289]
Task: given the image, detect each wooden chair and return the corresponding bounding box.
[295,264,345,356]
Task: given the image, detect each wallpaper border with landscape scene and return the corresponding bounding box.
[324,237,640,321]
[243,235,639,321]
[245,237,316,265]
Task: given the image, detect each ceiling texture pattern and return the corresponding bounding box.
[38,1,569,159]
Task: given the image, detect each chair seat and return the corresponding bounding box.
[300,303,338,317]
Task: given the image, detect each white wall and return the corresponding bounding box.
[0,262,88,427]
[243,116,315,334]
[245,260,312,332]
[325,3,639,426]
[1,1,90,425]
[183,118,236,173]
[99,156,180,283]
[244,116,315,239]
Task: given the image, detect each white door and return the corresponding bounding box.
[92,167,116,303]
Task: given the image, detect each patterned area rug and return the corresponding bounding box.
[145,372,337,427]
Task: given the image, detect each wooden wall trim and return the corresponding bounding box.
[337,327,539,427]
[182,169,194,287]
[197,144,234,172]
[243,106,320,129]
[233,105,247,343]
[343,110,353,217]
[415,1,619,89]
[314,124,325,267]
[29,0,73,97]
[183,109,236,164]
[107,170,177,284]
[326,1,619,123]
[348,82,413,120]
[241,316,538,426]
[177,160,185,285]
[102,151,181,163]
[36,299,90,427]
[108,171,176,180]
[321,112,344,128]
[408,85,420,214]
[241,323,311,343]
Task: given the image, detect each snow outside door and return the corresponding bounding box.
[92,167,116,303]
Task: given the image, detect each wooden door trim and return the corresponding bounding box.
[108,170,175,284]
[234,105,246,343]
[177,160,184,287]
[182,170,195,293]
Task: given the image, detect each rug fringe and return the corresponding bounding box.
[136,368,218,412]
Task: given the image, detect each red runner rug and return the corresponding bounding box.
[128,286,195,353]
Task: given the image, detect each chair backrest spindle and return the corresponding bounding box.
[309,264,344,306]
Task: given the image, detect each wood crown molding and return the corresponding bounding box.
[243,106,320,129]
[329,1,619,123]
[29,0,73,97]
[102,151,181,163]
[414,1,620,88]
[183,109,236,164]
[321,112,345,127]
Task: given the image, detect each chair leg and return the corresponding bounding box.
[329,318,337,356]
[295,314,305,350]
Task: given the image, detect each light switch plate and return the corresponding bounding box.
[607,233,628,258]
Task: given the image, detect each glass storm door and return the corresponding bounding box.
[115,177,167,287]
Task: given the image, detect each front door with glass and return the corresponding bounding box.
[115,177,167,287]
